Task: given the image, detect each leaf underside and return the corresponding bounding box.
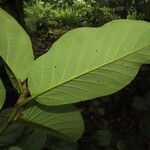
[0,78,6,110]
[0,8,34,81]
[28,19,150,106]
[21,104,84,141]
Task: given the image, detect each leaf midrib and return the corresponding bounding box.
[31,29,150,99]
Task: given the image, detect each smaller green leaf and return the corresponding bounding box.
[95,130,112,146]
[0,123,24,147]
[17,129,47,150]
[0,78,6,110]
[21,103,84,141]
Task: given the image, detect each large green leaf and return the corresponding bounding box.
[21,104,84,141]
[0,78,6,110]
[28,19,150,106]
[0,8,34,81]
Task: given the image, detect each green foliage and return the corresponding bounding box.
[0,7,150,150]
[24,0,150,36]
[24,2,91,32]
[24,0,119,33]
[21,103,84,141]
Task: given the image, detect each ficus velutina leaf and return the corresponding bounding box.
[28,19,150,106]
[0,8,34,81]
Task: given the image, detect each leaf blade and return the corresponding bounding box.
[21,104,84,141]
[28,19,150,106]
[0,8,34,81]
